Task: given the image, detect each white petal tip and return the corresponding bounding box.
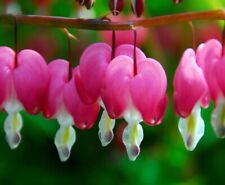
[57,146,71,162]
[127,145,140,161]
[212,98,225,138]
[98,130,114,147]
[3,113,23,150]
[184,135,196,151]
[6,132,21,150]
[122,121,143,161]
[98,110,115,147]
[212,126,225,139]
[178,106,204,151]
[54,125,76,162]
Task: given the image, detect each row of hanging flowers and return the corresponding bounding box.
[0,0,225,162]
[0,36,224,161]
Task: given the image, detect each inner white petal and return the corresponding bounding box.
[55,124,76,162]
[211,95,225,138]
[123,121,143,161]
[124,107,142,124]
[4,98,23,114]
[98,109,115,147]
[178,105,205,151]
[4,112,23,149]
[99,99,105,109]
[123,107,143,161]
[55,109,76,162]
[57,108,74,127]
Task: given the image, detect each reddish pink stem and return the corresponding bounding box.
[0,10,225,30]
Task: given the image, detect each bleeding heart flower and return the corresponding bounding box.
[44,59,99,162]
[196,39,222,102]
[0,47,48,149]
[75,43,147,148]
[75,43,112,105]
[174,48,208,151]
[101,54,167,161]
[195,39,225,138]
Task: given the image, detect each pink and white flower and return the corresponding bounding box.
[44,59,99,162]
[195,39,224,138]
[101,54,167,160]
[0,47,48,149]
[174,48,208,151]
[75,43,148,149]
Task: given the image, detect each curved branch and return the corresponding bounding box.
[0,10,225,30]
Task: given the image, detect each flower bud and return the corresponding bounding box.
[76,0,85,6]
[76,0,95,9]
[173,0,183,4]
[109,0,124,16]
[131,0,144,17]
[84,0,95,9]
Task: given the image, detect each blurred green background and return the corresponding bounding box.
[0,0,225,185]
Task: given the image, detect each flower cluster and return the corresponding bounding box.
[0,42,167,162]
[174,39,224,151]
[0,38,224,162]
[75,43,167,161]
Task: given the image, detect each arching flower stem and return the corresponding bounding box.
[222,22,225,56]
[133,30,137,76]
[62,28,77,80]
[112,30,116,59]
[14,16,18,67]
[1,10,225,30]
[188,21,196,51]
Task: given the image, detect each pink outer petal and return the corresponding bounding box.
[78,43,112,104]
[64,68,100,130]
[101,56,133,119]
[0,47,15,106]
[173,48,208,118]
[44,59,69,118]
[196,39,222,102]
[130,58,167,125]
[153,95,168,125]
[115,44,146,65]
[74,68,94,104]
[13,49,48,114]
[215,56,225,98]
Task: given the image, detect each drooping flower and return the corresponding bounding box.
[44,59,99,162]
[0,47,48,149]
[174,48,208,151]
[101,55,167,160]
[196,39,225,138]
[75,43,147,148]
[75,43,112,105]
[109,0,124,16]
